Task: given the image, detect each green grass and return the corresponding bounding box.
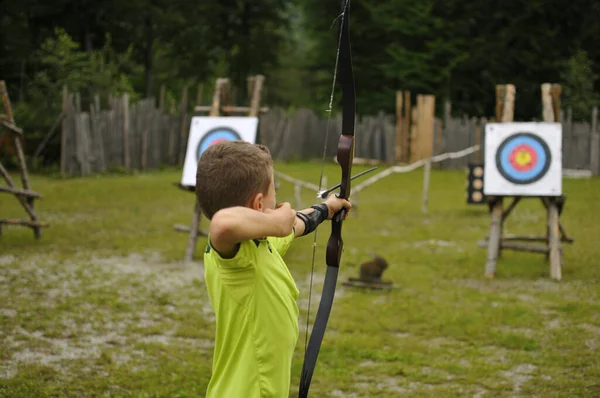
[1,163,599,397]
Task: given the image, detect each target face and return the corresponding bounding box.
[495,133,551,184]
[484,123,562,196]
[181,117,258,187]
[196,127,242,161]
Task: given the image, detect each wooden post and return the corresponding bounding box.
[184,200,203,264]
[410,104,418,163]
[395,91,403,162]
[590,132,600,176]
[443,101,451,158]
[123,93,130,171]
[403,91,411,163]
[495,85,505,122]
[485,198,504,277]
[415,95,424,161]
[548,199,562,280]
[420,95,435,160]
[249,75,265,117]
[501,84,515,122]
[221,79,231,115]
[247,76,256,103]
[167,99,176,164]
[434,118,443,157]
[485,84,515,277]
[541,83,554,121]
[421,159,431,213]
[141,100,151,171]
[60,86,68,175]
[590,106,599,175]
[210,78,227,117]
[551,84,562,122]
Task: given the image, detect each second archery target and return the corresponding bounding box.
[181,116,258,187]
[484,122,562,196]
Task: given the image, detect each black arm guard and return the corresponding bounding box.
[296,204,329,236]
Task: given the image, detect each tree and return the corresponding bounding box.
[561,49,599,120]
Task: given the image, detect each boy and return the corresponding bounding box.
[195,140,351,397]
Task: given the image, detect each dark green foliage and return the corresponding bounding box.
[296,0,600,118]
[1,0,600,167]
[561,49,600,120]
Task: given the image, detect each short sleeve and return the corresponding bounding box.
[205,238,257,304]
[267,230,295,257]
[206,237,256,269]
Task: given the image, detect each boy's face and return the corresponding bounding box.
[261,171,277,211]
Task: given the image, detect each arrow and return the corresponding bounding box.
[316,166,378,199]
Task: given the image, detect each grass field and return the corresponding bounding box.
[1,163,599,397]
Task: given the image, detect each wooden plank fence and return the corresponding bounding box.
[61,90,188,176]
[257,108,396,162]
[60,92,600,176]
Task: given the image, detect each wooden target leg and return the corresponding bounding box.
[548,199,562,280]
[545,223,550,261]
[485,197,503,278]
[184,200,202,263]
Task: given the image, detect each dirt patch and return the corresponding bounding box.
[0,251,213,381]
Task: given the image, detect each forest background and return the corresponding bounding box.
[1,0,600,168]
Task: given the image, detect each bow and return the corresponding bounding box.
[298,0,356,396]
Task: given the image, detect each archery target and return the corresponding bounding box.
[181,117,258,187]
[484,122,562,196]
[196,127,242,160]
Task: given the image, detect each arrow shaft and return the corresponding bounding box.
[317,166,377,198]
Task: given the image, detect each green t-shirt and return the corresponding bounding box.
[204,231,299,397]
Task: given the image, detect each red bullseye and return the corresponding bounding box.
[509,144,537,171]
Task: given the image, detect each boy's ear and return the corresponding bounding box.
[250,192,263,211]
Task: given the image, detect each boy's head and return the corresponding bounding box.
[196,140,275,219]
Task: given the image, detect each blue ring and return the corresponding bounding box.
[495,133,551,184]
[196,128,242,161]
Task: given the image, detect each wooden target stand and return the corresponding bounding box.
[0,81,48,238]
[481,83,572,281]
[174,75,268,263]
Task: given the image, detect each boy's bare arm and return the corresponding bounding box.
[209,203,296,258]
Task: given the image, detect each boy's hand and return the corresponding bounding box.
[264,202,296,234]
[323,195,352,220]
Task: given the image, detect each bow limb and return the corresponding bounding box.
[298,0,355,396]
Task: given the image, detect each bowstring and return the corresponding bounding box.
[304,7,347,355]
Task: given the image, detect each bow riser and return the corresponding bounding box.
[325,134,354,268]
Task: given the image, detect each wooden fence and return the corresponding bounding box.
[257,108,396,162]
[61,91,189,176]
[60,93,600,177]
